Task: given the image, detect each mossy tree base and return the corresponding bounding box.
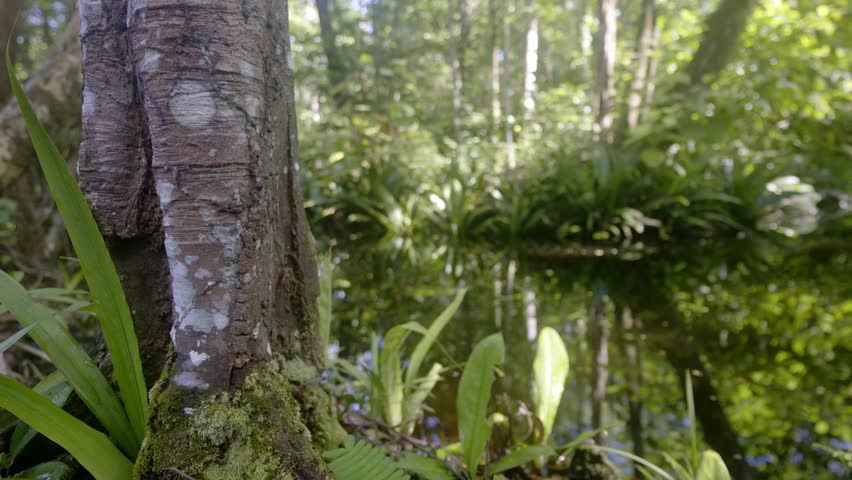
[134,360,345,480]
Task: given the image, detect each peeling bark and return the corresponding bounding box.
[78,0,328,476]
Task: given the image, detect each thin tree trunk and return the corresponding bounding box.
[588,291,609,442]
[316,0,346,106]
[622,0,655,136]
[78,1,334,476]
[592,0,617,143]
[447,0,464,150]
[523,275,537,342]
[501,0,516,169]
[615,304,645,474]
[488,0,501,138]
[521,0,538,122]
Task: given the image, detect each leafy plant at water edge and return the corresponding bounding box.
[457,333,504,477]
[337,289,466,430]
[532,327,569,440]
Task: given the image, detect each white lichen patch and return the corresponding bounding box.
[82,86,96,118]
[141,49,161,72]
[244,96,261,118]
[156,179,175,204]
[169,81,216,128]
[174,371,210,390]
[189,351,210,366]
[194,267,213,280]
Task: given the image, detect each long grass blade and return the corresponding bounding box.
[10,371,73,459]
[0,270,139,457]
[405,289,466,386]
[6,45,147,441]
[0,376,133,480]
[0,324,36,353]
[593,445,675,480]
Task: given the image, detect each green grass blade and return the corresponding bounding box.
[0,270,139,457]
[0,324,36,353]
[403,362,443,427]
[457,333,504,477]
[592,446,675,480]
[405,288,466,386]
[6,45,147,441]
[533,327,570,440]
[10,371,73,459]
[379,322,419,426]
[0,376,133,480]
[9,460,72,480]
[685,370,699,473]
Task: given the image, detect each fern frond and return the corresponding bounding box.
[323,436,411,480]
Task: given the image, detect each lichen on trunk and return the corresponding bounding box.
[77,0,340,477]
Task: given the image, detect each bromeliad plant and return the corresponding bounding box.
[0,47,147,479]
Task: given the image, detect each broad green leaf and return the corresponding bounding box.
[7,46,147,442]
[403,362,442,428]
[489,444,555,475]
[697,450,731,480]
[11,461,72,479]
[0,270,139,458]
[0,375,133,480]
[405,289,466,386]
[379,322,420,425]
[0,324,36,353]
[396,453,455,480]
[318,252,333,363]
[533,327,569,439]
[457,333,504,477]
[10,371,73,459]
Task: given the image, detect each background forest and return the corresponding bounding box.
[0,0,849,479]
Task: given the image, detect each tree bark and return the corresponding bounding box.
[315,0,346,106]
[488,0,501,138]
[501,0,516,169]
[614,304,645,474]
[78,1,334,477]
[592,0,617,143]
[621,0,655,136]
[521,0,538,122]
[588,291,609,442]
[684,0,757,86]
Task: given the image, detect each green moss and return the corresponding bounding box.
[134,359,341,480]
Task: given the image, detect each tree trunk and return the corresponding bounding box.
[685,0,757,86]
[447,0,464,150]
[652,305,757,480]
[588,291,609,442]
[592,0,617,143]
[501,0,516,169]
[488,0,501,139]
[315,0,346,106]
[614,304,645,474]
[621,0,655,136]
[77,1,338,477]
[521,0,538,121]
